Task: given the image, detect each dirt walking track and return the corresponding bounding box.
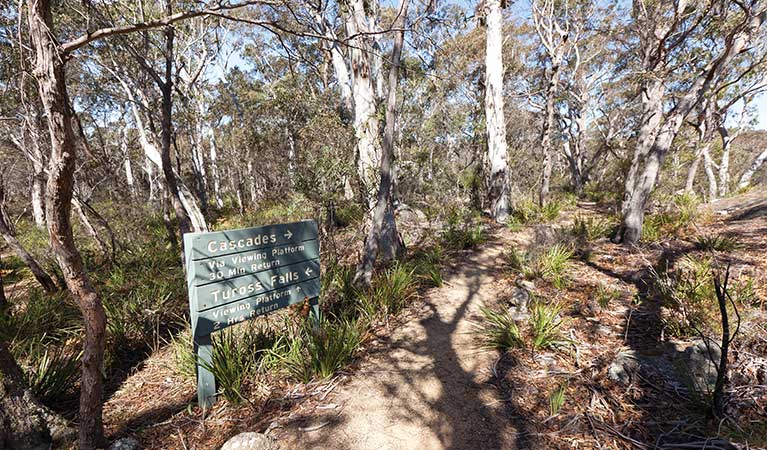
[275,236,527,449]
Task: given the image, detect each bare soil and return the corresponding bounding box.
[98,191,767,449]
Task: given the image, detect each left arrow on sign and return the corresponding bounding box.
[305,267,313,277]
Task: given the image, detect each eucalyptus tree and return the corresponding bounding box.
[23,1,263,446]
[614,0,767,244]
[482,0,511,222]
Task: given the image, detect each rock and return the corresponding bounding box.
[515,279,535,291]
[109,437,140,450]
[608,350,639,385]
[220,432,274,450]
[681,340,721,393]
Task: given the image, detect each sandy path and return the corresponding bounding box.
[275,236,525,450]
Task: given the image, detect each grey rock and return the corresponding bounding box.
[220,432,274,450]
[109,438,140,450]
[515,279,536,292]
[608,350,639,385]
[681,340,721,393]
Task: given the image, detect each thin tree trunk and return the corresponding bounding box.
[0,186,57,293]
[207,127,224,208]
[539,63,562,206]
[72,196,110,261]
[483,0,510,222]
[27,1,107,447]
[160,4,194,240]
[357,0,409,285]
[718,125,732,197]
[0,254,6,310]
[702,144,718,202]
[0,341,74,449]
[737,146,767,190]
[685,151,702,193]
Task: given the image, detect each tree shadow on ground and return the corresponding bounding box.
[280,235,534,449]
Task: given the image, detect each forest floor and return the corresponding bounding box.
[69,190,767,448]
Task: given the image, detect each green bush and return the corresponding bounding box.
[410,247,444,288]
[529,300,567,351]
[268,315,363,383]
[695,234,740,252]
[474,306,523,351]
[201,324,276,404]
[511,199,563,225]
[549,382,567,416]
[594,284,622,309]
[570,215,612,242]
[440,208,486,250]
[504,244,573,288]
[24,346,81,403]
[363,263,419,317]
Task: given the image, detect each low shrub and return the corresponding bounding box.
[594,284,622,309]
[529,300,567,351]
[504,244,573,288]
[695,234,740,252]
[441,208,486,250]
[24,346,81,403]
[268,315,364,383]
[474,306,524,351]
[570,215,612,242]
[511,199,563,225]
[549,382,567,416]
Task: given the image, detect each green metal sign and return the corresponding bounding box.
[183,220,320,408]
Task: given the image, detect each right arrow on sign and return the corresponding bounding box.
[284,229,293,240]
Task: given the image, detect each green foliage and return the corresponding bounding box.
[642,193,701,242]
[268,315,364,383]
[695,234,740,252]
[538,245,574,288]
[202,325,276,404]
[333,203,364,228]
[570,215,612,242]
[529,300,566,351]
[363,263,419,317]
[504,244,573,288]
[654,256,718,337]
[0,289,82,351]
[410,247,444,288]
[169,328,197,381]
[594,284,622,309]
[549,382,568,416]
[474,306,523,351]
[511,199,563,225]
[440,208,486,250]
[24,346,81,403]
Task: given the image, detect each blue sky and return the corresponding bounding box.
[755,93,767,130]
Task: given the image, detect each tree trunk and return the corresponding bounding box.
[27,2,107,447]
[27,116,47,228]
[539,63,562,206]
[718,125,731,197]
[207,127,224,208]
[483,0,510,222]
[702,144,718,202]
[159,4,195,239]
[737,146,767,190]
[684,151,702,193]
[356,0,409,285]
[120,113,136,198]
[0,342,74,450]
[0,254,6,310]
[0,187,57,293]
[72,197,110,261]
[346,0,383,210]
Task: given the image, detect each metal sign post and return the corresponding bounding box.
[183,220,320,408]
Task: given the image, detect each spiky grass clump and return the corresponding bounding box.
[24,346,81,403]
[549,382,568,416]
[200,325,276,404]
[538,245,574,288]
[475,306,524,351]
[570,215,612,242]
[363,263,418,317]
[594,284,622,309]
[268,315,364,383]
[529,300,566,351]
[695,234,740,252]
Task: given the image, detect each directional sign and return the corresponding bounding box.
[183,220,320,408]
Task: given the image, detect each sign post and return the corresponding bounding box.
[183,220,320,408]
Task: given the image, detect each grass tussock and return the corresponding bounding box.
[506,244,573,288]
